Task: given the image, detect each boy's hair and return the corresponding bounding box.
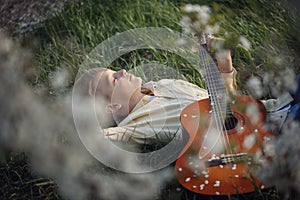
[75,68,103,98]
[73,68,116,128]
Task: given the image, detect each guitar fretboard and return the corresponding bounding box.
[199,46,232,121]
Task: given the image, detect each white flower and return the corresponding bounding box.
[247,76,263,97]
[183,4,210,14]
[179,16,191,26]
[204,24,220,34]
[197,12,210,25]
[199,5,211,14]
[183,4,197,13]
[183,4,196,13]
[180,4,215,35]
[239,36,251,50]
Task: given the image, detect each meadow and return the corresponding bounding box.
[1,0,300,199]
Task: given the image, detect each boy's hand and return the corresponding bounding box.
[205,35,233,73]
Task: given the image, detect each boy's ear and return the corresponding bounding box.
[105,103,122,113]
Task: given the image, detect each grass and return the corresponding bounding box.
[30,0,183,90]
[27,0,300,95]
[1,0,300,199]
[0,152,61,199]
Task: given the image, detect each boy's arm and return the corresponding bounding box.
[216,47,237,94]
[221,68,237,94]
[206,35,237,94]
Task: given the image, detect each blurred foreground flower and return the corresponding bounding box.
[180,4,219,36]
[257,121,300,199]
[179,4,250,56]
[0,31,168,200]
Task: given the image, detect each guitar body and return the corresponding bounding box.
[175,95,273,196]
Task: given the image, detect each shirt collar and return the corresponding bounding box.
[130,95,151,113]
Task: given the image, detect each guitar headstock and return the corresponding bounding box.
[199,33,215,55]
[200,33,210,46]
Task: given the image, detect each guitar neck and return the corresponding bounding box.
[199,46,230,117]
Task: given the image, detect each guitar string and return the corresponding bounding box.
[209,50,235,157]
[209,52,235,157]
[198,46,223,157]
[203,49,234,157]
[199,46,231,156]
[205,52,233,157]
[206,45,236,156]
[199,45,233,157]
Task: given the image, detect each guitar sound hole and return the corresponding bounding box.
[224,114,238,131]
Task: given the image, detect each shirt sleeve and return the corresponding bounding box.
[221,68,237,94]
[103,121,181,145]
[103,126,163,144]
[103,126,135,142]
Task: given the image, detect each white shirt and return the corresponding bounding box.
[103,70,237,144]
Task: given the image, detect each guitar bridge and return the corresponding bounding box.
[205,153,252,167]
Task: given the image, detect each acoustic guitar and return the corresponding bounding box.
[175,36,274,196]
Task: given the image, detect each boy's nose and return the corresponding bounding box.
[116,69,127,78]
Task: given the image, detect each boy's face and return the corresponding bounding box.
[93,68,143,114]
